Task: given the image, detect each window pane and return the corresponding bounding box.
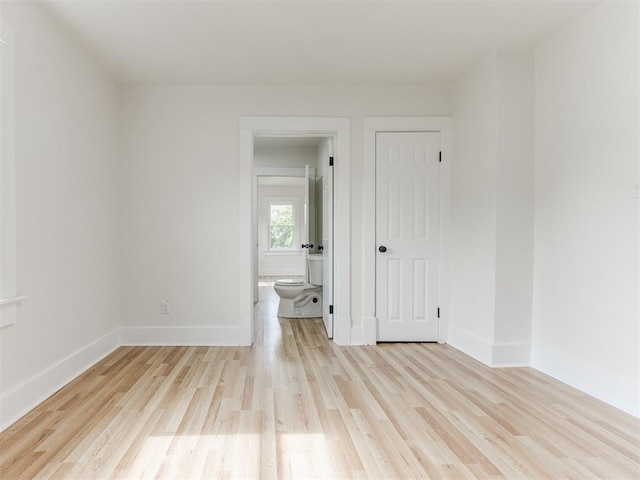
[269,203,294,250]
[270,205,293,227]
[270,225,293,249]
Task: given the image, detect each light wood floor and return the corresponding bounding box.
[1,283,639,479]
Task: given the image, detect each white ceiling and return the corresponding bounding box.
[39,0,597,85]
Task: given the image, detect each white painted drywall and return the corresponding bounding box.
[533,1,639,416]
[254,146,318,169]
[1,17,18,330]
[118,85,452,333]
[450,53,499,357]
[493,52,535,352]
[450,51,535,366]
[257,184,306,276]
[0,2,119,427]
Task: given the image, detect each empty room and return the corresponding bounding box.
[0,0,638,478]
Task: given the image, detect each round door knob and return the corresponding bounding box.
[378,246,387,253]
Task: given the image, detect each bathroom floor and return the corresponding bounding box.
[255,276,322,344]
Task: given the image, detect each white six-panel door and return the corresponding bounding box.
[376,132,440,342]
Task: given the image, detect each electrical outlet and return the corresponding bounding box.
[161,299,170,314]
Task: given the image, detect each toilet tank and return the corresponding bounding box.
[308,254,323,285]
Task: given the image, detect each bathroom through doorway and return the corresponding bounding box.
[238,116,350,347]
[252,136,333,339]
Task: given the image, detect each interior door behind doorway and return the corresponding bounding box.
[321,140,334,338]
[376,132,440,342]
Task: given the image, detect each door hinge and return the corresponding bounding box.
[437,307,440,318]
[329,156,334,166]
[329,305,334,314]
[439,151,442,163]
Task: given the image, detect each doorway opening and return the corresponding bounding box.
[252,136,333,338]
[238,117,351,346]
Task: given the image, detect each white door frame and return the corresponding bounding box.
[362,117,453,345]
[239,117,351,346]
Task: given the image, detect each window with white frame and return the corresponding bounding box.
[266,197,300,252]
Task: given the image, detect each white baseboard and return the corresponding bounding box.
[120,326,239,346]
[491,342,531,367]
[350,326,363,345]
[333,315,352,346]
[447,324,493,366]
[0,329,120,432]
[532,344,639,418]
[0,325,245,433]
[447,325,531,367]
[361,316,377,345]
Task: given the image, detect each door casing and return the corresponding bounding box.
[362,117,453,345]
[239,117,351,346]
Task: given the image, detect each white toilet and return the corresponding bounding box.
[274,254,323,318]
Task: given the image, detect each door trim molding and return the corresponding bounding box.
[239,117,351,346]
[362,117,453,345]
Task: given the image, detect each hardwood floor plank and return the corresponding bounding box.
[1,281,638,479]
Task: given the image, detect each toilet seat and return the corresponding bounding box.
[275,279,305,286]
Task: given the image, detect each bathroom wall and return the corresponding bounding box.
[254,143,320,251]
[257,183,306,276]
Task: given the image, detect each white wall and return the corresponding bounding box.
[450,53,498,353]
[254,146,318,169]
[257,184,306,276]
[493,52,535,359]
[450,50,534,366]
[118,85,451,342]
[1,17,17,331]
[532,1,639,416]
[0,2,120,429]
